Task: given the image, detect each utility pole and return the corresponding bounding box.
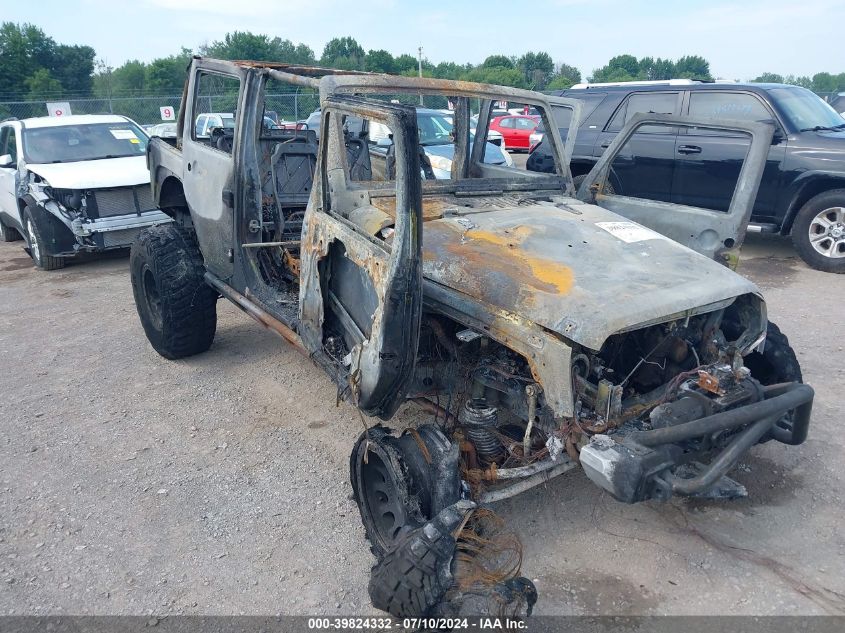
[418,46,424,106]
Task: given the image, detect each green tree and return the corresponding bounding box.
[394,54,418,74]
[432,61,468,80]
[52,44,95,95]
[320,36,365,69]
[752,72,785,83]
[465,65,526,88]
[784,75,813,89]
[0,23,96,98]
[203,31,314,64]
[482,54,514,69]
[517,52,554,89]
[809,72,845,93]
[640,57,675,80]
[25,68,63,100]
[0,22,55,96]
[364,49,395,74]
[146,48,193,94]
[674,55,711,79]
[546,63,582,90]
[110,59,147,95]
[590,54,640,82]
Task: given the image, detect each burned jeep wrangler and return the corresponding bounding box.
[134,58,813,616]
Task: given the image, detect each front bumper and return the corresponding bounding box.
[72,209,172,237]
[70,210,172,251]
[579,382,814,503]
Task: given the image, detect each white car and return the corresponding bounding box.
[369,109,513,179]
[0,114,171,270]
[194,112,234,137]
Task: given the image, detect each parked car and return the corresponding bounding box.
[527,80,845,273]
[469,114,505,146]
[828,93,845,115]
[0,114,171,270]
[302,109,322,137]
[194,112,235,137]
[369,108,513,178]
[490,114,540,151]
[147,122,178,138]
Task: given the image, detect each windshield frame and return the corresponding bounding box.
[314,73,577,194]
[22,120,150,164]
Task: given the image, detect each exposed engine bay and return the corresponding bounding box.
[392,295,801,500]
[351,297,813,616]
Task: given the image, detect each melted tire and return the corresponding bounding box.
[368,526,455,618]
[130,224,217,359]
[744,321,802,385]
[350,426,424,559]
[368,502,473,618]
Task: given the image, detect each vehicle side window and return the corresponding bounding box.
[5,128,18,162]
[0,127,9,161]
[607,92,678,134]
[515,117,536,130]
[688,92,771,123]
[192,72,240,154]
[498,118,515,128]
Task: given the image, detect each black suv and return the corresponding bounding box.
[527,81,845,273]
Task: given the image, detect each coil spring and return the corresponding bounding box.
[461,399,503,463]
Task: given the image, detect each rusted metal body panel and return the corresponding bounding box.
[318,74,580,195]
[420,199,759,352]
[298,96,424,418]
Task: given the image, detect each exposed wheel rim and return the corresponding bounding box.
[26,219,40,264]
[359,450,408,546]
[808,206,845,259]
[141,266,164,330]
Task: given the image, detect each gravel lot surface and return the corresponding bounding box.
[0,234,843,617]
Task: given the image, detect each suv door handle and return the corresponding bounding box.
[600,141,612,149]
[678,144,702,155]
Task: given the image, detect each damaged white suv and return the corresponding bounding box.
[0,114,171,270]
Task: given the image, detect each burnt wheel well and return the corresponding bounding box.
[158,176,191,226]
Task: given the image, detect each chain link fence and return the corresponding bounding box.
[0,92,320,126]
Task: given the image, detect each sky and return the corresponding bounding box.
[2,0,844,80]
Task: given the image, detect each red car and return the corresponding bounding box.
[489,114,540,151]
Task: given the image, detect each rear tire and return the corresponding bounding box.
[791,190,845,273]
[23,207,65,270]
[130,224,217,359]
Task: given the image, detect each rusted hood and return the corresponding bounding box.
[421,201,759,350]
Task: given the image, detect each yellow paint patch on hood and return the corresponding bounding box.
[461,226,574,295]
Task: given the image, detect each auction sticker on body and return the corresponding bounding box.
[596,221,670,243]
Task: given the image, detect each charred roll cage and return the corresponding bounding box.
[142,59,814,616]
